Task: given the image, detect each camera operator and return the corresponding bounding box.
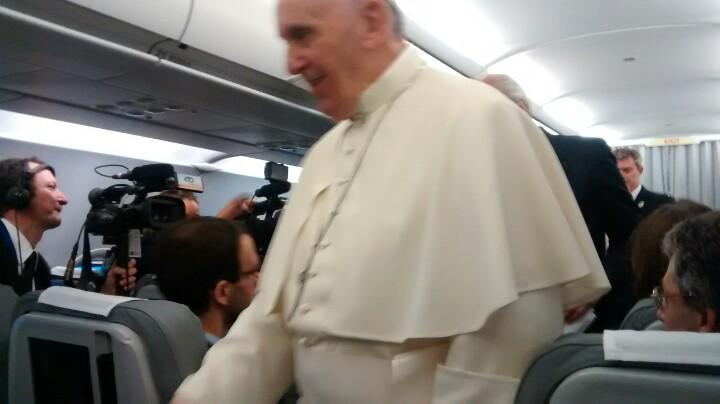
[217,196,255,221]
[160,190,200,219]
[153,217,259,345]
[1,157,136,295]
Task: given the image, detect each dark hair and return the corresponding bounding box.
[160,189,198,203]
[0,157,54,214]
[630,200,711,298]
[153,217,246,316]
[663,210,720,320]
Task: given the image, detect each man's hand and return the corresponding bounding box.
[564,303,593,324]
[217,196,255,220]
[100,258,138,295]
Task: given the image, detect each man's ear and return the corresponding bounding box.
[212,280,231,307]
[638,163,644,175]
[699,308,717,333]
[359,0,392,48]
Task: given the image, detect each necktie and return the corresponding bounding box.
[18,251,38,294]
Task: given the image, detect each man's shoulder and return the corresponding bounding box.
[546,133,608,150]
[639,187,674,202]
[414,68,508,109]
[545,133,611,162]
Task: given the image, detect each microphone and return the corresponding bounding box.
[110,164,178,192]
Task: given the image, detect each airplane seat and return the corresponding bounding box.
[8,286,207,404]
[0,284,18,403]
[620,298,659,330]
[134,274,167,300]
[515,332,720,404]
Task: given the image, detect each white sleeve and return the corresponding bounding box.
[432,287,564,404]
[173,302,294,404]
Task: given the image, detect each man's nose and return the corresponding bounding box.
[287,49,307,75]
[58,192,69,205]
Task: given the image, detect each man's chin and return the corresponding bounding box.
[44,218,62,230]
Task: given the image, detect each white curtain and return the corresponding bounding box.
[637,141,720,209]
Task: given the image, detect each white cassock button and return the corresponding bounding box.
[300,304,312,314]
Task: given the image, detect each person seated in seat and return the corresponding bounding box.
[631,200,710,299]
[153,217,259,345]
[655,211,720,332]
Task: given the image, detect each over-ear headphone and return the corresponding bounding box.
[3,160,52,211]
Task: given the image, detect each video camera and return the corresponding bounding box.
[85,164,185,245]
[65,164,186,289]
[247,162,291,257]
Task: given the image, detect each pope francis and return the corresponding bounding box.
[171,0,610,402]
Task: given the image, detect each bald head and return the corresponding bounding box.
[278,0,405,121]
[480,74,530,113]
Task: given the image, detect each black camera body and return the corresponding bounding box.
[247,162,291,257]
[85,164,185,257]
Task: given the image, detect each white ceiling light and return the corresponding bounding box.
[214,156,302,183]
[487,54,562,105]
[0,110,304,181]
[397,0,508,67]
[0,110,224,165]
[543,98,595,132]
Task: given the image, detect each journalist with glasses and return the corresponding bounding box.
[654,211,720,332]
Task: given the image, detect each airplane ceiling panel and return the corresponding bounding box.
[0,89,22,103]
[495,25,720,140]
[207,124,315,148]
[401,0,720,142]
[242,150,302,167]
[60,0,191,39]
[0,6,158,81]
[181,0,288,80]
[490,26,719,105]
[0,56,42,77]
[0,69,151,108]
[0,96,265,158]
[103,60,333,140]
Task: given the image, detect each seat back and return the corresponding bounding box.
[134,274,167,300]
[516,332,720,404]
[620,298,658,330]
[0,284,18,403]
[9,287,207,404]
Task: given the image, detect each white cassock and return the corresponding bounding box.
[176,46,610,403]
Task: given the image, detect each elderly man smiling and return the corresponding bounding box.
[171,0,609,402]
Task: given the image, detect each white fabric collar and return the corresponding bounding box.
[350,44,423,120]
[631,185,642,200]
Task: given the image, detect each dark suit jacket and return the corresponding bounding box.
[544,132,640,257]
[0,222,51,295]
[636,186,674,218]
[544,131,641,330]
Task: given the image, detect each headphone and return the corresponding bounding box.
[3,159,53,211]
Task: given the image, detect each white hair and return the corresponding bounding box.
[479,74,529,110]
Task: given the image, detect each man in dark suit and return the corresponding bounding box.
[0,157,136,295]
[614,147,674,217]
[0,158,67,295]
[482,75,641,330]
